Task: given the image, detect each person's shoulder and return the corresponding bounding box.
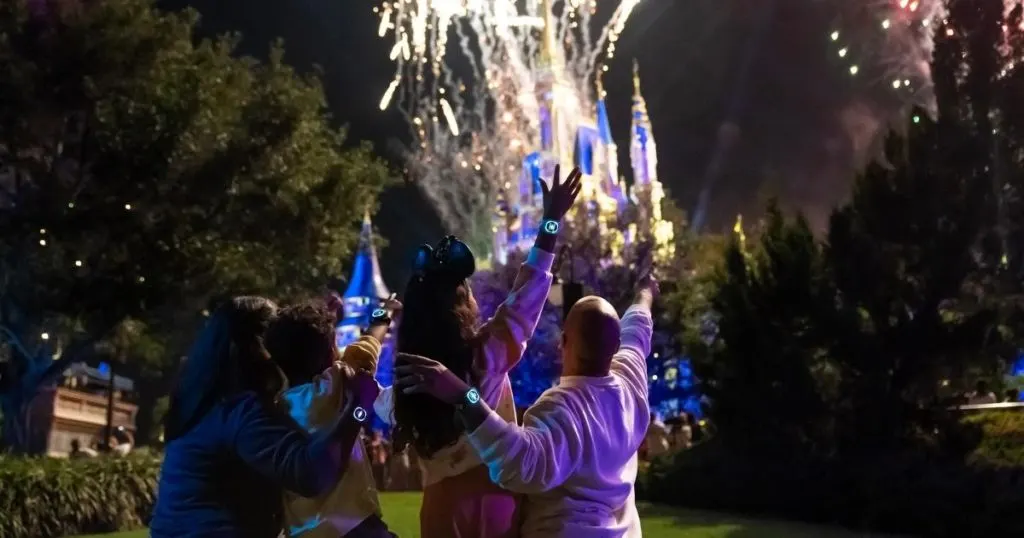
[221,391,277,422]
[525,386,580,420]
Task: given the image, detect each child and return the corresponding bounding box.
[267,297,397,538]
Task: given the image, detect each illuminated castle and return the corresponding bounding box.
[491,0,673,264]
[335,213,395,387]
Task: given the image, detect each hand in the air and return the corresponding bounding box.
[393,353,471,406]
[540,165,583,222]
[325,292,344,320]
[635,275,660,306]
[633,241,659,304]
[382,294,403,314]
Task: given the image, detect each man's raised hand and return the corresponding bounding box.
[633,241,659,306]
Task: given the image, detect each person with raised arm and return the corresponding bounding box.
[377,166,582,538]
[395,269,658,538]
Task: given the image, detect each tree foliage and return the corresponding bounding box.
[695,1,1024,458]
[0,0,390,450]
[691,203,834,455]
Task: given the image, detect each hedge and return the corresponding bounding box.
[639,411,1024,538]
[0,454,159,538]
[964,410,1024,468]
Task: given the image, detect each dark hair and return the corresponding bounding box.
[266,299,339,387]
[164,296,279,441]
[393,237,479,458]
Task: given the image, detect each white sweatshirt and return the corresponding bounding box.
[466,304,654,538]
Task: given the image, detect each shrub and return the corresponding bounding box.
[0,455,160,538]
[640,437,1024,538]
[964,411,1024,468]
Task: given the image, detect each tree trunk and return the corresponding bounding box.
[0,393,29,454]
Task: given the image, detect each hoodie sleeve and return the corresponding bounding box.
[339,335,383,374]
[474,247,555,376]
[229,393,339,498]
[610,304,654,401]
[465,393,584,495]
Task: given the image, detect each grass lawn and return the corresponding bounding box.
[70,492,891,538]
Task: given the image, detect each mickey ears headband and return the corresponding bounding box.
[412,235,476,283]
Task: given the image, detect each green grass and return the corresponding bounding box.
[69,492,891,538]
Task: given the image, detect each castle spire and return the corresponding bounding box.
[540,0,558,69]
[630,61,657,187]
[336,212,391,350]
[343,211,390,302]
[633,59,642,94]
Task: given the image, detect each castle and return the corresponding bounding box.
[338,3,675,399]
[490,0,673,265]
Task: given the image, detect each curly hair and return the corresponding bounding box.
[165,296,279,441]
[265,298,339,388]
[392,275,479,458]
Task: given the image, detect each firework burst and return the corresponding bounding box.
[376,0,646,253]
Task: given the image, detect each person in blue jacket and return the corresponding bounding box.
[150,296,378,538]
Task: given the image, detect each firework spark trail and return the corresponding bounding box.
[376,0,645,251]
[690,0,950,228]
[812,0,949,124]
[378,0,968,242]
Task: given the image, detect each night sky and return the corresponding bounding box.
[158,0,888,287]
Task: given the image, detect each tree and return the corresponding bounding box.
[0,0,390,451]
[815,0,1024,451]
[823,121,1011,454]
[694,1,1024,456]
[691,203,835,455]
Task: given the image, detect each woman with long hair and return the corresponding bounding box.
[375,167,582,538]
[150,296,378,538]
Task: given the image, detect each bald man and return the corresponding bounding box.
[394,280,657,538]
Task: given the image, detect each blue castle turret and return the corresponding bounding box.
[335,213,395,387]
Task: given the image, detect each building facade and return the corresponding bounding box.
[28,362,137,457]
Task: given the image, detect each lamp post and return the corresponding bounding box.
[99,360,116,452]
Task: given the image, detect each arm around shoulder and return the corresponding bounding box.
[229,394,340,498]
[465,393,584,495]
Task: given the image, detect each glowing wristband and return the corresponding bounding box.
[353,406,369,423]
[369,307,391,326]
[540,219,560,235]
[457,387,481,410]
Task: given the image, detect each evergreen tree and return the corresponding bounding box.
[692,203,834,455]
[824,117,1004,453]
[696,2,1024,456]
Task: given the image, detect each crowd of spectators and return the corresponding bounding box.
[363,429,425,491]
[639,412,703,461]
